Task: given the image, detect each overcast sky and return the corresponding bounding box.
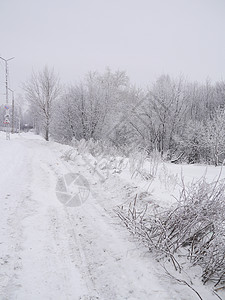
[0,0,225,101]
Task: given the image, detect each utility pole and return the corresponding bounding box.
[0,56,14,140]
[8,88,15,133]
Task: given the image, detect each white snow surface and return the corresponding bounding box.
[0,132,224,300]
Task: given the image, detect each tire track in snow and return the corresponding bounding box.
[0,138,89,300]
[46,145,172,300]
[0,143,35,300]
[44,148,100,299]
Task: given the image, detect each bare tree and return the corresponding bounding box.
[24,66,60,141]
[134,75,189,157]
[52,68,130,143]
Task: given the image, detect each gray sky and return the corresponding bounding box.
[0,0,225,100]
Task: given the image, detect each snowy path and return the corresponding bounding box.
[0,135,88,299]
[0,133,195,300]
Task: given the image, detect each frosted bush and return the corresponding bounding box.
[129,149,148,178]
[116,176,225,287]
[159,164,179,192]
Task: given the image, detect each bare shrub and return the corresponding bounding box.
[72,138,120,157]
[147,149,161,177]
[116,176,225,287]
[61,149,74,161]
[129,149,161,180]
[129,149,148,178]
[72,138,89,155]
[159,164,179,192]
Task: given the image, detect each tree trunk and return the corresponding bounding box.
[45,118,49,141]
[45,126,49,141]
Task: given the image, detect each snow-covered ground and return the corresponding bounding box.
[0,132,224,300]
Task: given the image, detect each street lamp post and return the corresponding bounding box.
[0,56,14,139]
[8,88,15,133]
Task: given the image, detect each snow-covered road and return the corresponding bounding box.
[0,133,199,300]
[0,134,89,299]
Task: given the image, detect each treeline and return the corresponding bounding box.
[24,67,225,165]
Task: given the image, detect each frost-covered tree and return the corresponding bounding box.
[24,66,61,141]
[205,109,225,166]
[130,75,189,156]
[177,120,207,163]
[23,65,225,166]
[52,68,131,143]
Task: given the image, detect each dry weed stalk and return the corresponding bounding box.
[116,176,225,288]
